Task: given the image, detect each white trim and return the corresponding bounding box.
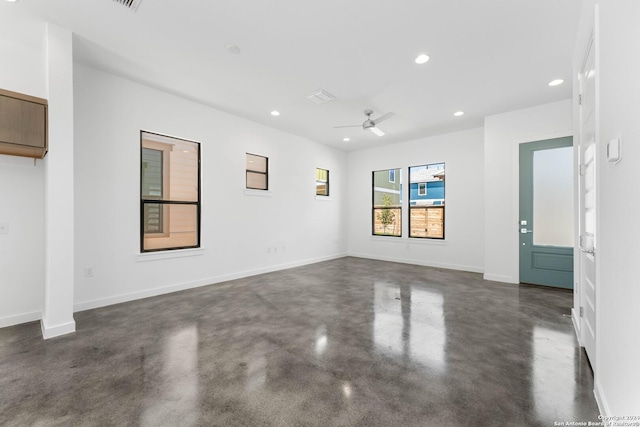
[315,195,332,201]
[369,236,448,246]
[75,253,348,313]
[373,186,400,195]
[41,317,76,339]
[571,307,582,345]
[0,310,41,329]
[348,252,483,274]
[244,189,272,197]
[593,380,608,421]
[483,273,519,284]
[137,247,205,262]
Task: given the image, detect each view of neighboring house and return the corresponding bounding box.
[373,168,402,206]
[409,163,445,206]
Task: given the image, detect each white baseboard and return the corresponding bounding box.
[483,273,519,284]
[74,252,348,313]
[0,310,41,329]
[594,380,609,421]
[41,317,76,339]
[347,252,484,274]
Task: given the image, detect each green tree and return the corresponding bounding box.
[377,194,396,234]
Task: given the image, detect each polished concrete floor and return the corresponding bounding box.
[1,257,600,426]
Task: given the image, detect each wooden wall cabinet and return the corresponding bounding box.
[0,88,48,159]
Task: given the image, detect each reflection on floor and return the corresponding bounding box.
[0,257,600,426]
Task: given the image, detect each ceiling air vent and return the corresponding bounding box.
[112,0,142,11]
[307,89,336,105]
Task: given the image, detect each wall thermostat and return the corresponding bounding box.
[607,138,621,163]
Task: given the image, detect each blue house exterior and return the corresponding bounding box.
[409,164,445,206]
[409,180,444,205]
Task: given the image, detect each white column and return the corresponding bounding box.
[41,23,75,339]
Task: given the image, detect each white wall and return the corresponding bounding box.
[483,100,573,283]
[584,0,640,415]
[0,21,46,328]
[73,64,347,310]
[347,128,485,273]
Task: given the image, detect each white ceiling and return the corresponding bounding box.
[5,0,582,151]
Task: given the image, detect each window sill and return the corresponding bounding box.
[315,195,331,201]
[244,189,272,197]
[369,236,448,245]
[137,247,205,262]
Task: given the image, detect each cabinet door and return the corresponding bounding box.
[0,95,46,149]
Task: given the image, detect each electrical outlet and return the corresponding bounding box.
[84,266,94,277]
[0,223,9,234]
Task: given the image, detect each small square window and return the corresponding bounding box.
[316,168,329,196]
[418,182,427,196]
[246,153,268,190]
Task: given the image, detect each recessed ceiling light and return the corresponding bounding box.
[5,0,19,2]
[343,137,350,142]
[548,79,564,87]
[270,110,280,116]
[454,111,464,117]
[415,54,430,65]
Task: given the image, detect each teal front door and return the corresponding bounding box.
[519,137,574,288]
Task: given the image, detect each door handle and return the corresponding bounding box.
[520,228,533,234]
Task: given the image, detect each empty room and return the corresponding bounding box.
[0,0,638,425]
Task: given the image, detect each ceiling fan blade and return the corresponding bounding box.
[372,112,395,124]
[369,127,385,137]
[333,124,362,129]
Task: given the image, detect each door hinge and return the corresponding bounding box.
[580,307,584,317]
[579,94,583,105]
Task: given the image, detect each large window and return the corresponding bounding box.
[141,131,200,252]
[246,153,268,190]
[373,168,402,237]
[316,168,329,196]
[409,163,445,239]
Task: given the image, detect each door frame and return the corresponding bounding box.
[519,137,575,289]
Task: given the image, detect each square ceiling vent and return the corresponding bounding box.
[307,89,336,105]
[112,0,142,11]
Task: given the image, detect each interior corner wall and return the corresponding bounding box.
[483,100,573,284]
[0,27,47,328]
[346,128,485,273]
[72,64,348,311]
[589,0,640,415]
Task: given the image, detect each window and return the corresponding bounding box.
[316,168,329,196]
[246,153,268,190]
[141,131,200,252]
[409,163,445,239]
[373,168,402,237]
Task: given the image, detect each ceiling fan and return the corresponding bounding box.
[334,109,395,136]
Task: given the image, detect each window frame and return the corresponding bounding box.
[246,153,269,190]
[372,168,402,237]
[316,167,330,196]
[417,182,427,196]
[389,169,395,183]
[140,131,201,253]
[408,162,445,240]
